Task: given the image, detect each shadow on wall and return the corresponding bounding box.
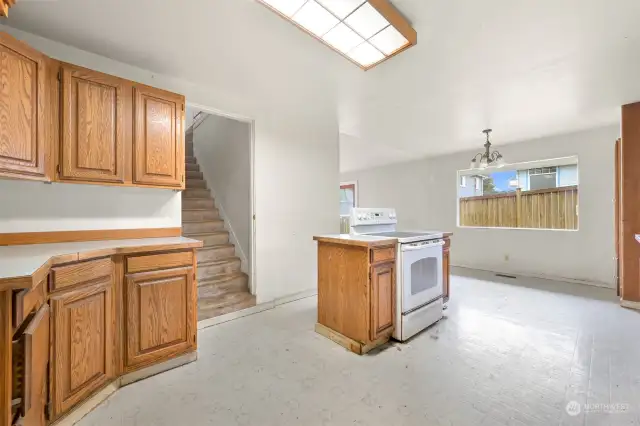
[0,179,180,231]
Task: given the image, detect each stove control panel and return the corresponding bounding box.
[350,208,397,226]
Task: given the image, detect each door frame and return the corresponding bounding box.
[185,101,257,296]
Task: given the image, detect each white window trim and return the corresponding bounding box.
[460,176,467,187]
[475,177,481,191]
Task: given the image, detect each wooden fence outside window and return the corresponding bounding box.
[459,185,578,230]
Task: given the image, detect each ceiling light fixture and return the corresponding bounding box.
[470,129,505,169]
[258,0,417,70]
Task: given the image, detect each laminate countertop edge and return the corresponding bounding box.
[313,235,398,248]
[636,235,640,243]
[0,237,204,291]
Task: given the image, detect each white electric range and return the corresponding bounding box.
[350,208,444,341]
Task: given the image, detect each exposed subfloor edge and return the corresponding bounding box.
[197,288,318,331]
[51,352,197,426]
[452,265,615,289]
[621,299,640,310]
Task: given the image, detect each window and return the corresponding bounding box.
[457,156,579,230]
[460,176,467,187]
[340,182,357,217]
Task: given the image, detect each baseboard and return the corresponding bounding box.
[452,264,615,289]
[621,300,640,310]
[197,288,318,331]
[51,352,197,426]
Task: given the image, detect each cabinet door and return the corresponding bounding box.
[443,247,450,302]
[50,280,115,418]
[0,32,48,180]
[125,267,196,372]
[59,63,128,183]
[13,304,50,426]
[370,262,395,340]
[132,85,184,188]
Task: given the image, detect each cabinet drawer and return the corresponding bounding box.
[50,258,113,292]
[12,279,45,330]
[370,247,395,264]
[126,251,193,274]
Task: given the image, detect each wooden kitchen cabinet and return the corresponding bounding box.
[0,32,50,181]
[11,304,50,426]
[124,265,196,372]
[50,278,115,418]
[314,237,397,354]
[58,63,130,184]
[132,85,185,188]
[370,262,395,341]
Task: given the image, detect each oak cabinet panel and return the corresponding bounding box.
[132,85,184,188]
[12,304,50,426]
[370,262,395,340]
[125,266,196,372]
[59,63,128,183]
[0,32,48,180]
[50,279,115,418]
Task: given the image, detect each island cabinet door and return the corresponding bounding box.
[50,279,116,419]
[124,267,196,372]
[132,85,184,188]
[59,63,128,184]
[370,262,395,341]
[0,32,48,181]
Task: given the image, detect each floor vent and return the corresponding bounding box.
[496,273,517,279]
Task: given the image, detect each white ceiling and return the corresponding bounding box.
[4,0,640,172]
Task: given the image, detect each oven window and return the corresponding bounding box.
[410,257,438,295]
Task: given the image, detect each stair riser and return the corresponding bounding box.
[198,277,249,297]
[183,221,225,234]
[198,292,255,310]
[183,189,211,198]
[186,157,197,164]
[182,199,215,209]
[194,233,229,246]
[186,146,194,156]
[186,171,203,179]
[186,179,207,189]
[197,246,235,263]
[186,163,200,172]
[198,260,241,279]
[182,209,219,221]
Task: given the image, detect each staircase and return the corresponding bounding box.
[183,130,256,322]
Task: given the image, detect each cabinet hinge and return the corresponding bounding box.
[56,164,61,175]
[57,71,61,82]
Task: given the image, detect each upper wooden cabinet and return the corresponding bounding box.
[133,85,185,188]
[0,32,49,181]
[0,31,186,189]
[59,63,130,184]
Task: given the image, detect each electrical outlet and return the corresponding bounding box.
[504,254,510,262]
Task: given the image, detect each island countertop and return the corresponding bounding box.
[0,236,203,291]
[636,235,640,243]
[313,234,397,248]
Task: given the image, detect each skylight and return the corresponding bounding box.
[258,0,417,70]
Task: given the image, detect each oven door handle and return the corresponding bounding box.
[402,241,445,251]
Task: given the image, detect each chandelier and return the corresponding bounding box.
[470,129,504,169]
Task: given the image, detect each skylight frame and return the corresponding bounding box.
[257,0,417,70]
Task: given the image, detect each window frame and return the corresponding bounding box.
[340,181,358,217]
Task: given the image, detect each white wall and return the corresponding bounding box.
[192,114,252,272]
[0,25,339,303]
[342,125,619,287]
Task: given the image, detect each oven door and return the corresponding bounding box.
[400,240,444,313]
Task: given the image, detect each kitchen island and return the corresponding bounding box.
[313,232,452,354]
[0,237,202,426]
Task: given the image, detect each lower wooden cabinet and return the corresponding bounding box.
[50,279,115,418]
[11,304,50,426]
[370,262,395,341]
[124,266,196,372]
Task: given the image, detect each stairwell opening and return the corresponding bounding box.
[184,107,255,322]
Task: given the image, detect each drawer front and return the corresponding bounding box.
[371,247,395,264]
[50,258,113,292]
[126,250,193,274]
[12,279,46,330]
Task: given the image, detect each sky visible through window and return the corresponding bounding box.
[488,170,517,192]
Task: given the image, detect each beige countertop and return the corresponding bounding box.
[313,234,398,248]
[0,236,203,290]
[636,235,640,243]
